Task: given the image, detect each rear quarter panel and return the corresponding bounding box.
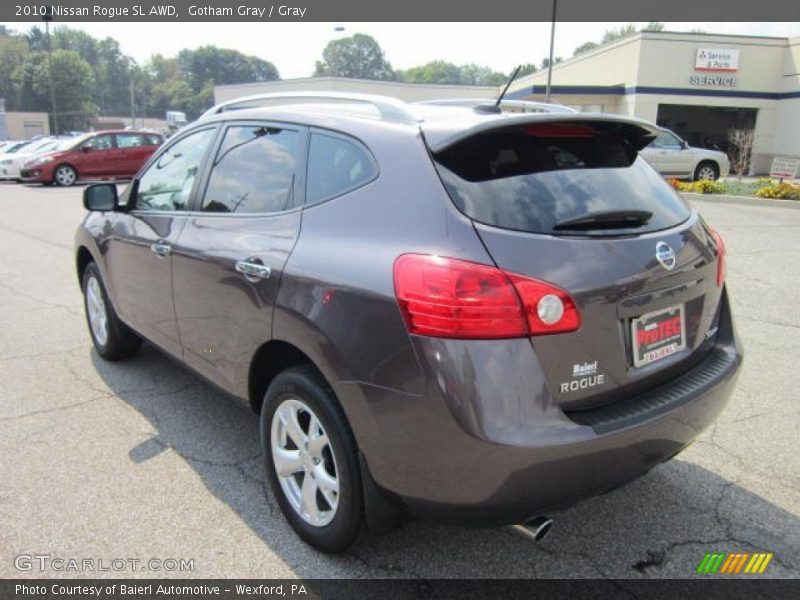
[271,122,492,443]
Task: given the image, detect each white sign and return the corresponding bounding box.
[770,157,800,180]
[695,48,740,72]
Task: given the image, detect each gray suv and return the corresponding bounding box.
[75,93,741,552]
[640,127,731,181]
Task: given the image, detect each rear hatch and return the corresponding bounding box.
[427,116,725,411]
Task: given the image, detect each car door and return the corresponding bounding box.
[171,121,307,395]
[114,132,147,176]
[102,126,218,358]
[75,133,118,177]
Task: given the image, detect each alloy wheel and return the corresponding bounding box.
[271,397,339,527]
[696,165,717,181]
[55,166,76,186]
[86,275,109,346]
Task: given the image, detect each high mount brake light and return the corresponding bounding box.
[393,254,580,339]
[524,123,595,138]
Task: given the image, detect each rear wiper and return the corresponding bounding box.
[553,210,653,231]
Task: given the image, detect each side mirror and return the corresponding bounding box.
[681,140,689,149]
[83,183,118,211]
[81,143,92,153]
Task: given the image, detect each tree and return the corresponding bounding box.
[15,49,96,131]
[540,57,562,70]
[728,128,755,179]
[400,60,461,84]
[459,64,507,86]
[517,64,537,77]
[314,33,394,81]
[602,24,638,44]
[178,46,279,92]
[0,30,29,110]
[573,41,599,56]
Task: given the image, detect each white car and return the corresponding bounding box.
[640,128,730,181]
[0,138,70,181]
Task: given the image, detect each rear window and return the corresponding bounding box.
[433,125,690,236]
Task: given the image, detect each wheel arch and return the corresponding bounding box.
[247,339,323,414]
[76,245,95,284]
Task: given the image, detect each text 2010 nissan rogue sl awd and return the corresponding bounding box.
[75,93,742,552]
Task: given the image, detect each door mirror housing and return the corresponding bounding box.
[80,143,93,153]
[83,183,118,211]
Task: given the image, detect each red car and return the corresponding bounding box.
[20,130,163,187]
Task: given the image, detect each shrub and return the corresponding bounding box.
[675,180,726,194]
[755,182,800,200]
[666,177,683,191]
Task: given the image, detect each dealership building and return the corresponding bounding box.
[216,31,800,175]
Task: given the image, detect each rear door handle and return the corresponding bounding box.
[150,242,171,258]
[235,259,271,282]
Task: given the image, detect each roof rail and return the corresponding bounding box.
[200,92,420,123]
[416,98,577,114]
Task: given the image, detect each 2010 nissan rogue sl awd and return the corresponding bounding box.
[74,93,742,552]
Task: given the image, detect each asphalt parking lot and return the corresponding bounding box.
[0,182,798,580]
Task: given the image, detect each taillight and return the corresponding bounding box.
[709,227,726,287]
[393,254,580,339]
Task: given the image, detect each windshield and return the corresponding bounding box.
[433,126,691,236]
[3,141,32,154]
[22,139,61,154]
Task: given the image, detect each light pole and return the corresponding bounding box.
[42,9,59,134]
[545,0,557,103]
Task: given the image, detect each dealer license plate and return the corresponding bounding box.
[631,304,686,368]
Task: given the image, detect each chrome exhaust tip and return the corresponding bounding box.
[509,516,553,543]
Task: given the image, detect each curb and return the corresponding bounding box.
[680,192,800,211]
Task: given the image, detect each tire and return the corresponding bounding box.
[261,365,363,553]
[694,161,719,182]
[53,164,78,187]
[82,262,141,361]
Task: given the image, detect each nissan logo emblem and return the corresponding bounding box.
[655,241,677,271]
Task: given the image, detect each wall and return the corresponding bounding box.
[1,112,50,140]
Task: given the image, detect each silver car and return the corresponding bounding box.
[640,127,730,181]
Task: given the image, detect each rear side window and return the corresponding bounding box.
[434,124,691,236]
[201,125,301,214]
[306,133,377,205]
[116,134,146,148]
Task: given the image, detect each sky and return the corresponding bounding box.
[2,21,799,78]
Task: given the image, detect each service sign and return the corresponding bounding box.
[695,48,740,71]
[770,157,800,180]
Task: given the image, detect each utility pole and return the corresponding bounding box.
[545,0,557,103]
[42,9,59,134]
[130,77,135,129]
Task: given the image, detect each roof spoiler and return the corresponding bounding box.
[416,98,577,115]
[423,113,661,153]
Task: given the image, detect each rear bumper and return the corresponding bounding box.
[335,290,741,525]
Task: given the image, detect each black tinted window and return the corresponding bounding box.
[202,125,300,214]
[307,133,376,204]
[434,126,690,236]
